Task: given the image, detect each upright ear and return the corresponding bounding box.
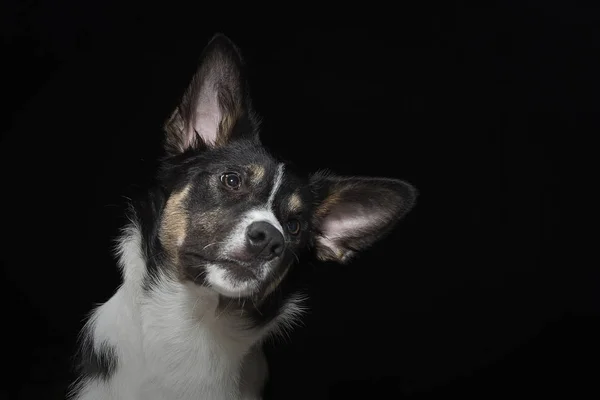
[163,34,259,155]
[309,171,417,263]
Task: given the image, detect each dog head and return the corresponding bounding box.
[156,34,417,299]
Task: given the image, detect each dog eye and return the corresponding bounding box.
[220,172,242,190]
[286,219,301,235]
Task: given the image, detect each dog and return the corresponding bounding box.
[69,33,417,400]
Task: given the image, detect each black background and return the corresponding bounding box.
[1,1,597,399]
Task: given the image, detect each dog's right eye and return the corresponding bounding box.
[220,172,242,190]
[286,219,301,235]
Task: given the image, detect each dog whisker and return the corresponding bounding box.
[289,249,300,264]
[202,241,226,251]
[215,298,232,320]
[193,269,207,282]
[240,299,246,317]
[251,298,263,316]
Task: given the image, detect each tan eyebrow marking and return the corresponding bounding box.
[288,192,303,212]
[248,164,265,184]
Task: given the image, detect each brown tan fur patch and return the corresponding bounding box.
[216,106,242,147]
[315,237,349,263]
[159,185,191,262]
[248,164,266,185]
[315,186,345,220]
[313,185,353,263]
[287,192,303,213]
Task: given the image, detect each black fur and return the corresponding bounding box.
[76,338,118,382]
[129,190,168,291]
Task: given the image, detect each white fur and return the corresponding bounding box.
[267,164,285,208]
[70,224,305,400]
[205,262,259,297]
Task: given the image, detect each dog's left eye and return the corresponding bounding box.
[220,172,242,190]
[286,219,301,235]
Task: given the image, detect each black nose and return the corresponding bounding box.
[246,221,285,260]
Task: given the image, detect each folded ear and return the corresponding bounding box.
[309,171,417,263]
[163,33,259,155]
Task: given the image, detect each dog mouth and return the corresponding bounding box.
[215,259,259,281]
[203,258,272,298]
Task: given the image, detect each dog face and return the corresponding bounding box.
[156,35,417,299]
[158,141,313,298]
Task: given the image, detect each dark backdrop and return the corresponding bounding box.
[1,2,597,399]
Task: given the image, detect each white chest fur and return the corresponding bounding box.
[70,226,304,400]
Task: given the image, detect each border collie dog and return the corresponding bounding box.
[70,34,417,400]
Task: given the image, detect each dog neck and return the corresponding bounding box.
[71,220,305,399]
[116,222,271,350]
[71,225,257,398]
